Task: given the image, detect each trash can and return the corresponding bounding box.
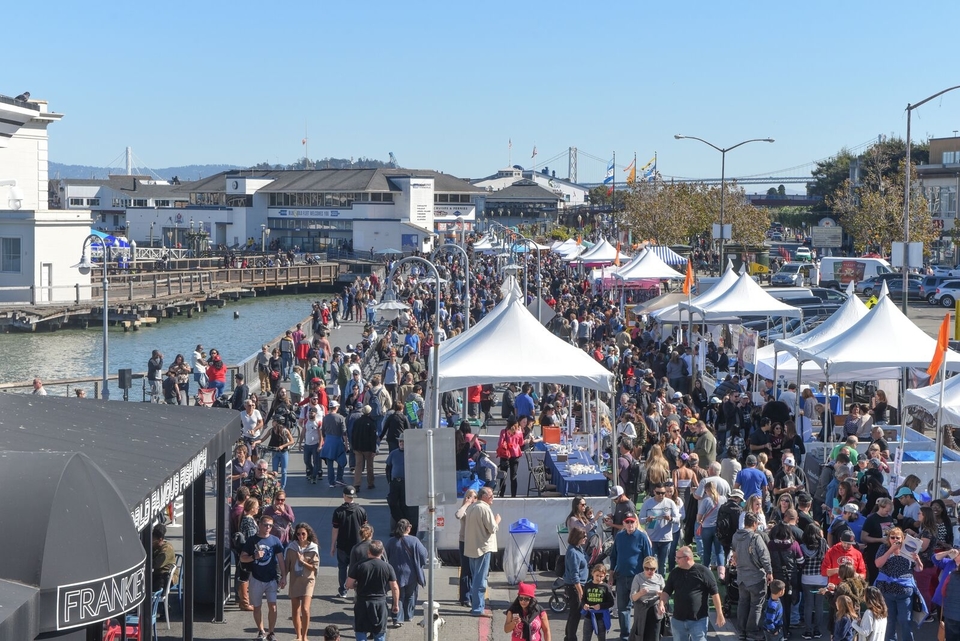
[505,518,538,585]
[193,544,217,605]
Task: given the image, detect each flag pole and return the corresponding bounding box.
[934,351,948,491]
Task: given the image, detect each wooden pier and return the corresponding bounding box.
[0,263,345,331]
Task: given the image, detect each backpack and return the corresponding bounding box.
[716,501,743,551]
[626,458,643,498]
[232,529,246,551]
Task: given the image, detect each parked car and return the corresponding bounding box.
[933,280,960,307]
[794,247,812,261]
[771,262,813,287]
[809,287,849,303]
[921,275,955,304]
[929,265,960,278]
[885,275,925,301]
[856,272,909,296]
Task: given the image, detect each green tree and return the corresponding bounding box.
[777,184,786,197]
[827,161,933,254]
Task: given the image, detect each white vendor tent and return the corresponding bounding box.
[435,289,615,393]
[903,375,960,428]
[616,249,685,281]
[651,264,741,323]
[472,235,496,251]
[748,292,869,380]
[642,244,686,266]
[567,237,627,265]
[680,271,802,321]
[632,292,689,316]
[796,295,960,379]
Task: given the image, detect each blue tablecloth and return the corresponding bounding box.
[814,394,844,415]
[546,450,608,497]
[903,451,937,462]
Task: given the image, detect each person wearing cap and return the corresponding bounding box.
[504,582,551,640]
[331,485,368,598]
[828,503,865,547]
[609,513,652,640]
[772,456,806,500]
[464,487,502,617]
[820,529,866,589]
[732,512,773,641]
[716,488,745,558]
[735,455,768,505]
[604,486,637,533]
[320,402,349,488]
[894,486,921,531]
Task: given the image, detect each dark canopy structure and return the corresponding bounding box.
[0,394,240,640]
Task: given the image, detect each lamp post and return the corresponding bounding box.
[149,221,155,248]
[264,227,271,254]
[385,256,442,641]
[515,236,543,322]
[432,243,471,422]
[261,223,267,253]
[73,234,113,400]
[903,85,960,316]
[675,134,774,267]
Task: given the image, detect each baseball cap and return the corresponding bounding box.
[672,392,683,400]
[783,457,795,467]
[610,485,625,499]
[869,458,882,468]
[895,486,918,499]
[840,530,857,543]
[398,432,405,442]
[685,417,698,424]
[729,489,744,501]
[622,513,638,523]
[745,454,758,466]
[329,399,339,408]
[842,503,860,514]
[710,396,722,404]
[343,485,357,497]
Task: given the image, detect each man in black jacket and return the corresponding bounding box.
[352,406,379,491]
[231,373,250,411]
[716,488,745,559]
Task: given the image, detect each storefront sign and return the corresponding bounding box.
[433,204,476,219]
[276,208,342,218]
[131,447,208,530]
[57,561,146,630]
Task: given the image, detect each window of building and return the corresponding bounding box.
[155,200,170,207]
[133,199,147,207]
[69,198,84,206]
[0,237,21,272]
[437,194,449,203]
[945,151,957,164]
[85,198,100,206]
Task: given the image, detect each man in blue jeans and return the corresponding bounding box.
[640,483,680,572]
[609,513,652,640]
[661,546,725,641]
[463,487,501,616]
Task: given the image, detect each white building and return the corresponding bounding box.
[113,168,484,254]
[0,94,92,304]
[472,167,589,207]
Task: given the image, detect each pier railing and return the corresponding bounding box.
[0,264,343,307]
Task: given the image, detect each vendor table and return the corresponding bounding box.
[545,449,608,497]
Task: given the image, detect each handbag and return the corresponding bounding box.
[696,504,719,538]
[270,370,280,381]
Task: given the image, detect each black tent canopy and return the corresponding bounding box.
[0,394,239,640]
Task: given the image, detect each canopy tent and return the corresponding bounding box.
[903,374,960,428]
[616,249,685,281]
[796,295,960,379]
[680,271,802,320]
[651,263,741,323]
[471,235,497,252]
[632,292,689,316]
[641,244,686,266]
[566,237,627,266]
[511,241,551,253]
[90,228,131,248]
[747,293,870,380]
[435,289,615,392]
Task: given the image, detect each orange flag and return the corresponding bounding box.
[927,313,951,380]
[683,260,694,295]
[576,235,582,246]
[614,242,621,267]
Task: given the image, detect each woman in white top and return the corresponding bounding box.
[630,555,666,641]
[240,399,264,459]
[851,586,888,641]
[738,494,767,532]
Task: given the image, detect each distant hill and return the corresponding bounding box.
[49,157,397,181]
[48,162,242,180]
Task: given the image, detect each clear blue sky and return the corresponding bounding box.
[8,2,960,185]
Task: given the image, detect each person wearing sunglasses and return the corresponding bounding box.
[628,556,665,641]
[504,582,551,641]
[640,483,680,573]
[285,523,319,641]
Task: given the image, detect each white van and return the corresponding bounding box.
[818,257,893,290]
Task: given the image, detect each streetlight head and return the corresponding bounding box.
[763,138,775,143]
[674,134,685,139]
[73,254,92,276]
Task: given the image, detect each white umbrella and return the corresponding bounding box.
[373,299,410,311]
[376,248,404,255]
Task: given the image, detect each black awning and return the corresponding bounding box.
[0,451,146,634]
[0,394,239,530]
[0,579,39,640]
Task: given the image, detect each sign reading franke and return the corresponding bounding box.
[57,561,146,630]
[132,447,208,530]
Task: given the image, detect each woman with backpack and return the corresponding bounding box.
[767,521,805,638]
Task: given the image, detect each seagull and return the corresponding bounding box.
[14,92,30,102]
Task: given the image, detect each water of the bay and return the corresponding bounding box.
[0,293,323,387]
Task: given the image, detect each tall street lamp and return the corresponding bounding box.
[903,85,960,316]
[675,134,774,267]
[261,223,267,252]
[73,234,116,400]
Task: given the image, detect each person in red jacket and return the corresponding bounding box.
[820,530,867,587]
[206,352,227,398]
[467,385,482,419]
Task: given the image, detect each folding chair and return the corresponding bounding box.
[125,589,163,641]
[195,388,217,407]
[160,553,183,629]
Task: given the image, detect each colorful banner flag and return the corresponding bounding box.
[641,156,657,182]
[604,160,614,195]
[624,158,637,185]
[927,313,951,379]
[614,242,621,267]
[683,260,694,295]
[531,145,538,159]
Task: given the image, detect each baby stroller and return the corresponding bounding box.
[721,556,739,619]
[549,554,568,613]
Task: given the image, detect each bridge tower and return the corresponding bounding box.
[568,147,577,183]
